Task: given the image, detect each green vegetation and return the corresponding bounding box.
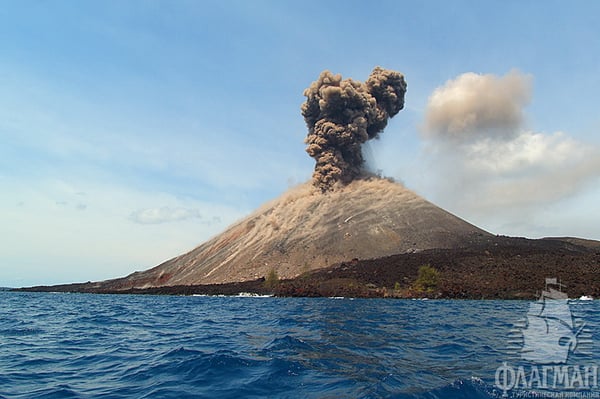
[413,264,440,292]
[264,268,280,290]
[394,282,401,291]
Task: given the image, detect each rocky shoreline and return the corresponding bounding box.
[15,236,600,300]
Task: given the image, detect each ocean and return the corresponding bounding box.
[1,292,598,398]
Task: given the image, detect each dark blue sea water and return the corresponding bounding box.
[1,292,599,398]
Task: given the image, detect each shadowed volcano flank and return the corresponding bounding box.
[99,177,490,290]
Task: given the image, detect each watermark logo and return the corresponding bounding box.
[495,278,596,398]
[518,278,585,364]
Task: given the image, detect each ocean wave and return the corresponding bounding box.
[1,292,599,398]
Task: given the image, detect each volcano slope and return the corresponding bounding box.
[74,177,491,291]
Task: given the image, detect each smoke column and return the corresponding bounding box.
[301,67,407,191]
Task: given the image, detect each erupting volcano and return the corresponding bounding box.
[23,67,599,298]
[73,67,494,291]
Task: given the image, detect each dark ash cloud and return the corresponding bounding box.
[301,67,407,191]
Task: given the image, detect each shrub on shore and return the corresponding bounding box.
[414,264,440,293]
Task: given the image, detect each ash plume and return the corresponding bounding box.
[301,67,407,191]
[419,69,600,220]
[422,70,531,141]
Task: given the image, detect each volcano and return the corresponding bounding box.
[92,177,490,291]
[17,67,600,298]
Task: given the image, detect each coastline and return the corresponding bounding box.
[15,236,600,300]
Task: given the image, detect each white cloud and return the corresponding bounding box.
[459,131,600,208]
[129,206,219,224]
[464,131,578,174]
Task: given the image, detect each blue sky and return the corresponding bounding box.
[1,1,599,287]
